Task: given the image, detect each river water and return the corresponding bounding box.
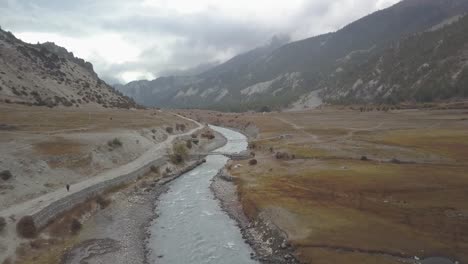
[147,126,257,264]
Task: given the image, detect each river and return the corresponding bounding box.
[147,126,257,264]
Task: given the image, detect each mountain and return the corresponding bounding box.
[319,14,468,104]
[0,28,138,108]
[116,0,468,111]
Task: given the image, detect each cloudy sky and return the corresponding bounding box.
[0,0,400,84]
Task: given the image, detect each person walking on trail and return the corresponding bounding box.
[66,184,70,192]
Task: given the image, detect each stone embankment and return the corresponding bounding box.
[31,156,166,229]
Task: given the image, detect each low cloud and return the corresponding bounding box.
[0,0,400,84]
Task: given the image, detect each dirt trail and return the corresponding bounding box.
[274,117,320,143]
[0,113,202,261]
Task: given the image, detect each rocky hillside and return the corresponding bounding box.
[319,14,468,104]
[117,0,468,111]
[0,29,138,108]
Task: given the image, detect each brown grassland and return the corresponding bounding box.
[181,107,468,264]
[0,104,189,134]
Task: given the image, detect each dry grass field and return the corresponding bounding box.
[0,104,195,209]
[182,107,468,264]
[0,104,188,133]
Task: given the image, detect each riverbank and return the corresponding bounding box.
[211,167,299,264]
[58,130,227,264]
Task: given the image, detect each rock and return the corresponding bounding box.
[280,240,288,249]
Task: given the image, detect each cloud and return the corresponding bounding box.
[0,0,400,84]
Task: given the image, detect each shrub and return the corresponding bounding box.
[249,159,258,166]
[96,195,111,209]
[361,156,368,161]
[0,170,12,181]
[70,218,82,234]
[201,130,215,140]
[259,106,271,113]
[0,217,6,232]
[107,138,122,148]
[166,127,174,134]
[275,152,290,160]
[170,154,184,164]
[170,143,188,164]
[16,216,37,238]
[191,134,197,139]
[391,158,402,164]
[150,165,160,174]
[192,139,199,145]
[186,140,192,149]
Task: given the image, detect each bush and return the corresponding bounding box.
[150,165,160,174]
[275,152,290,160]
[0,170,12,181]
[0,217,6,232]
[201,130,215,140]
[176,124,186,131]
[107,138,122,148]
[249,159,258,166]
[258,106,271,113]
[361,156,368,161]
[17,216,37,238]
[70,218,82,234]
[186,140,192,149]
[96,195,111,209]
[170,143,188,164]
[170,154,184,164]
[191,134,197,139]
[166,127,174,134]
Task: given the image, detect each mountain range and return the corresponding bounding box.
[116,0,468,111]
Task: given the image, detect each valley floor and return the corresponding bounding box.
[181,107,468,264]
